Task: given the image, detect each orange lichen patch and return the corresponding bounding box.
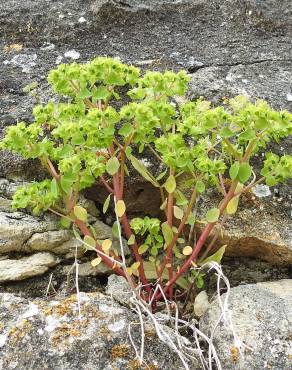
[144,327,156,339]
[50,322,81,347]
[99,326,112,340]
[127,360,159,370]
[111,344,130,359]
[8,319,32,345]
[230,345,240,362]
[40,295,80,317]
[82,304,107,319]
[3,43,23,53]
[0,322,4,332]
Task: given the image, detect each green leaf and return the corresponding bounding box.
[60,177,73,194]
[84,235,96,249]
[195,180,205,193]
[238,163,252,183]
[161,222,173,245]
[119,123,132,137]
[128,234,136,245]
[92,86,110,100]
[198,245,226,266]
[195,274,205,289]
[138,244,149,254]
[73,205,88,222]
[115,199,126,217]
[229,162,240,180]
[174,189,188,206]
[128,154,159,187]
[187,213,196,226]
[106,157,120,175]
[112,221,119,238]
[156,169,167,181]
[50,178,58,198]
[60,216,71,229]
[205,208,220,223]
[103,194,111,214]
[164,175,176,193]
[226,183,243,215]
[173,205,184,220]
[143,261,188,289]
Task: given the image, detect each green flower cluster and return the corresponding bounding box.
[0,56,291,222]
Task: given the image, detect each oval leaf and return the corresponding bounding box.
[102,239,112,251]
[73,205,87,222]
[138,244,149,254]
[238,163,252,183]
[91,257,102,267]
[199,245,227,266]
[51,178,58,198]
[226,183,244,215]
[183,246,193,256]
[173,206,184,220]
[103,194,111,214]
[84,235,96,249]
[195,180,205,194]
[229,162,240,180]
[115,200,126,218]
[112,221,119,238]
[164,175,176,193]
[161,222,173,245]
[131,261,141,271]
[106,157,120,175]
[205,208,220,223]
[128,154,159,187]
[128,234,136,245]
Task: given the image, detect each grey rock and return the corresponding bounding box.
[92,220,130,255]
[200,279,292,370]
[25,229,74,253]
[0,207,128,258]
[0,252,60,282]
[0,291,199,369]
[63,261,111,277]
[106,274,133,307]
[193,291,210,318]
[0,211,59,253]
[1,0,291,178]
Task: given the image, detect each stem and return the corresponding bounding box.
[219,174,227,196]
[199,214,227,262]
[157,188,197,281]
[74,218,126,278]
[235,176,265,197]
[100,175,114,193]
[146,144,164,163]
[222,138,241,160]
[108,149,151,296]
[157,181,238,299]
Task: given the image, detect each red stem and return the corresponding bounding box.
[74,219,126,278]
[100,175,114,193]
[108,145,151,296]
[154,181,238,301]
[166,192,174,299]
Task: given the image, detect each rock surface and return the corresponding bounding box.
[0,291,199,369]
[0,0,291,172]
[200,279,292,370]
[0,252,59,282]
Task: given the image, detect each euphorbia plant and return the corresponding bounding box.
[1,57,291,307]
